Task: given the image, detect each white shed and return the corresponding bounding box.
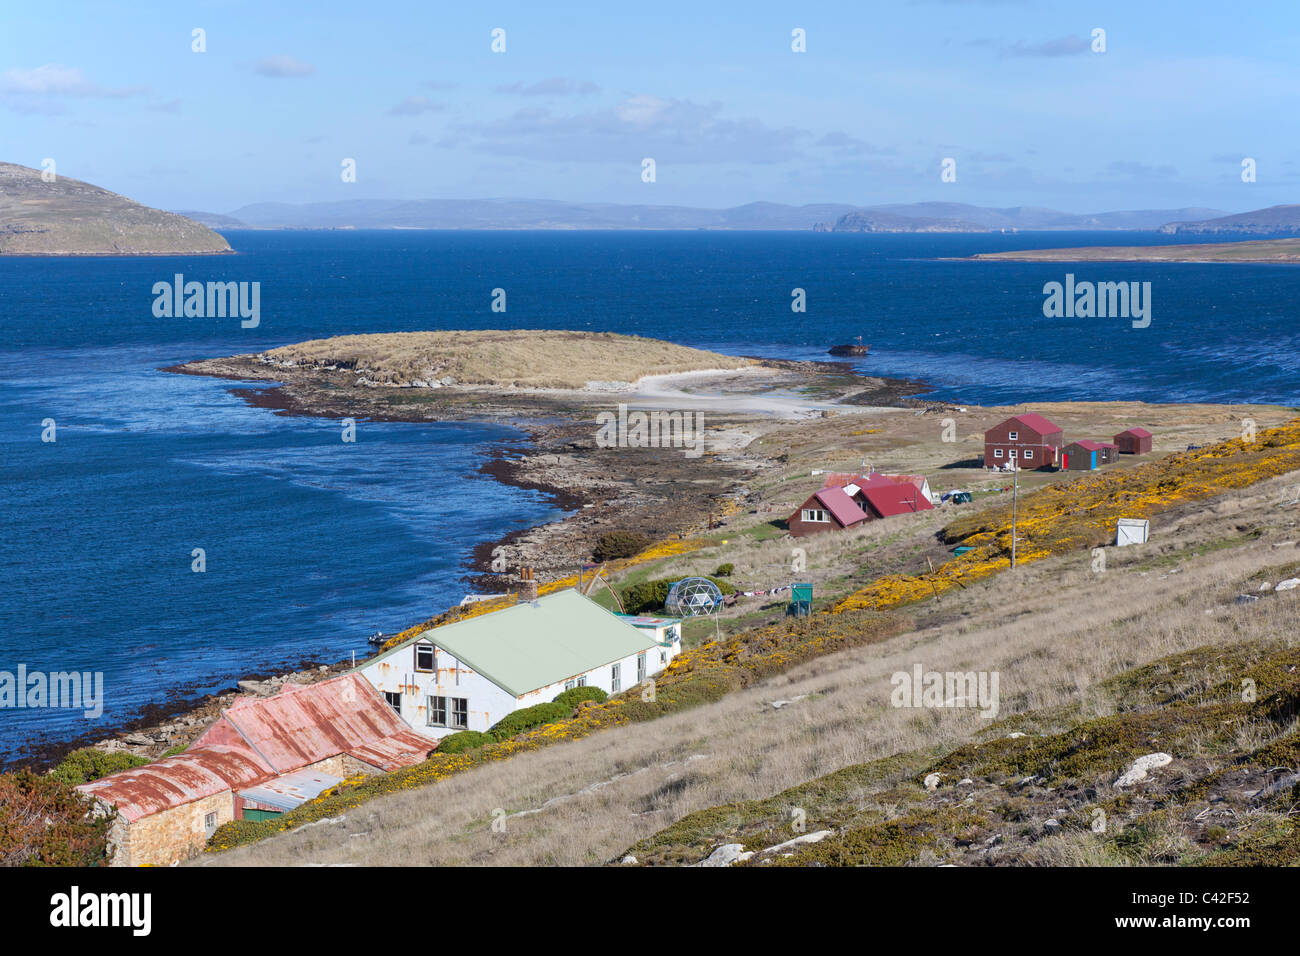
[1116,518,1150,546]
[354,589,678,740]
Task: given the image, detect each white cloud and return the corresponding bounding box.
[387,95,445,116]
[253,55,315,78]
[494,77,600,96]
[2,64,146,97]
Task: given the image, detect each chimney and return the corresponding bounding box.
[519,579,539,602]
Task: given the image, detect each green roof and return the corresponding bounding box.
[363,589,658,697]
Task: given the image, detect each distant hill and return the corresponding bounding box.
[217,198,862,231]
[0,163,230,255]
[869,202,1226,231]
[173,209,247,230]
[1158,204,1300,236]
[181,197,1232,233]
[822,209,988,233]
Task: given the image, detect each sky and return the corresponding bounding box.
[3,0,1299,214]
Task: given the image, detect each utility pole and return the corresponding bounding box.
[1011,464,1019,570]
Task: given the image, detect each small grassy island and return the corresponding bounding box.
[970,237,1300,264]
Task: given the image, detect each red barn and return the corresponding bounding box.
[984,413,1064,470]
[1114,427,1152,454]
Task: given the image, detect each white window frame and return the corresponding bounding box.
[414,643,435,673]
[383,691,402,713]
[801,508,830,523]
[994,448,1004,459]
[428,695,468,729]
[204,811,217,837]
[1022,449,1033,460]
[1008,448,1018,458]
[611,662,621,694]
[1008,431,1018,441]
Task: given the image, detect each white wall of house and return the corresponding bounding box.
[356,636,680,741]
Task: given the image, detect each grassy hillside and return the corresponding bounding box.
[0,162,230,255]
[257,330,755,390]
[201,422,1300,866]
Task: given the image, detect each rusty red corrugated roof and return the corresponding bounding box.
[193,673,433,774]
[1118,427,1152,438]
[76,744,274,823]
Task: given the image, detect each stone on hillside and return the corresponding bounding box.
[694,843,753,867]
[762,830,834,856]
[1115,752,1173,788]
[1276,578,1300,591]
[924,772,942,792]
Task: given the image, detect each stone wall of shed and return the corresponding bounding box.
[307,754,385,779]
[110,791,235,867]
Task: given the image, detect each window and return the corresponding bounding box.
[204,812,217,837]
[637,652,647,683]
[428,695,468,729]
[801,508,830,523]
[1008,448,1018,458]
[564,679,577,691]
[577,675,587,687]
[1008,431,1018,441]
[1023,449,1033,460]
[383,691,401,713]
[611,662,621,693]
[994,448,1004,459]
[660,650,668,665]
[414,644,435,672]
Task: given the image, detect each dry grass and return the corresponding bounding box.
[203,469,1300,867]
[258,330,754,390]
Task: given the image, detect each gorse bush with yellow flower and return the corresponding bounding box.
[834,419,1300,613]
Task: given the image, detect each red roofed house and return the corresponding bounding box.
[789,484,869,536]
[1114,427,1153,455]
[823,471,935,505]
[790,472,934,535]
[1063,440,1119,471]
[78,673,435,866]
[984,414,1064,470]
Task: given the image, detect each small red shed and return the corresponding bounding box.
[1114,427,1152,454]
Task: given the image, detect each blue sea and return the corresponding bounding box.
[2,229,1298,762]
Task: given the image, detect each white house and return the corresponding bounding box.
[354,589,680,740]
[615,613,683,664]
